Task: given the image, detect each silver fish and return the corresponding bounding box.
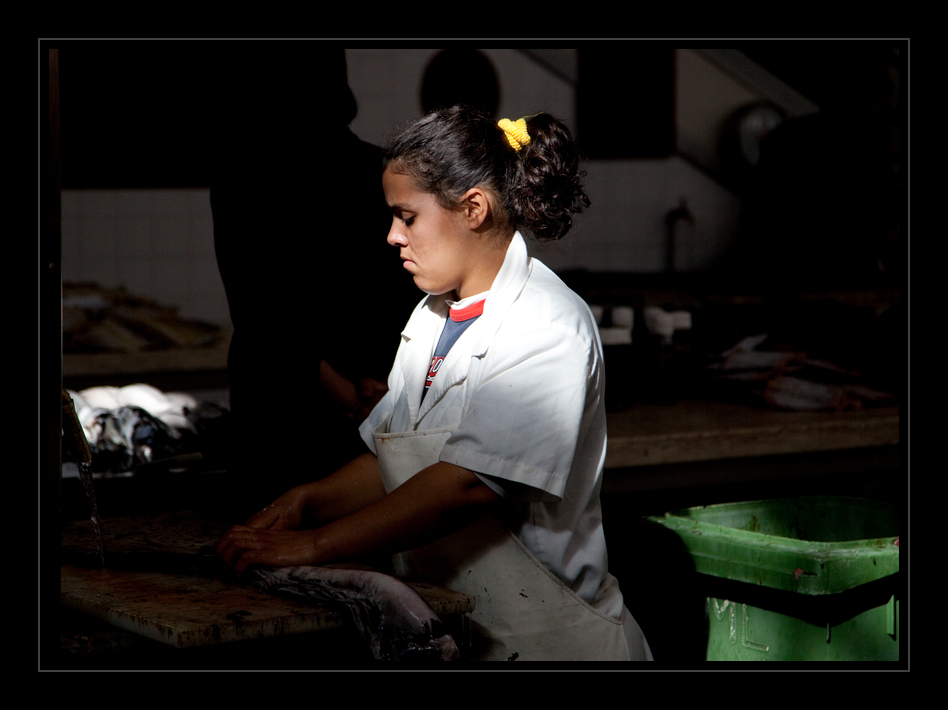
[251,565,459,661]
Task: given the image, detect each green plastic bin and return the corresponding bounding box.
[648,496,900,661]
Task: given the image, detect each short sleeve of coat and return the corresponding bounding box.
[439,318,601,502]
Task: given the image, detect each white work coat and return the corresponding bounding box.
[360,232,625,620]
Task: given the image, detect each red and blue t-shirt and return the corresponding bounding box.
[423,296,486,400]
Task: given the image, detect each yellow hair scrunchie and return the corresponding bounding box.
[498,117,532,152]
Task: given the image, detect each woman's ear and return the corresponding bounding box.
[459,187,493,229]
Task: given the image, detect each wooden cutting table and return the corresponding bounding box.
[60,512,474,662]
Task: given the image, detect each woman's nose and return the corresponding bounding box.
[387,221,407,247]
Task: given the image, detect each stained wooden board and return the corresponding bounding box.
[60,512,475,649]
[61,510,230,559]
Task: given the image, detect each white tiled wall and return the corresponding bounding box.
[346,48,743,274]
[347,48,576,148]
[61,188,229,326]
[59,48,754,328]
[529,157,742,274]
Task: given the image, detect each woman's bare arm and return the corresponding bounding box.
[216,461,497,573]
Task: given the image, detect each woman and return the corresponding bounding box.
[217,107,652,661]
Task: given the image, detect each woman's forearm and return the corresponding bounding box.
[219,461,498,573]
[242,452,386,531]
[301,452,388,526]
[307,461,498,564]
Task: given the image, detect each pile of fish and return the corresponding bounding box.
[701,334,898,412]
[251,565,459,662]
[65,383,228,473]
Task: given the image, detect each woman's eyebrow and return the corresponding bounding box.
[389,203,413,216]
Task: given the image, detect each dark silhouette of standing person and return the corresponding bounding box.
[210,45,417,519]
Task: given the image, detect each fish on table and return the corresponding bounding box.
[251,564,460,661]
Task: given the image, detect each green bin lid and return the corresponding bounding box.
[647,496,899,595]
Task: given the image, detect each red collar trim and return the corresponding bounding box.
[449,299,486,322]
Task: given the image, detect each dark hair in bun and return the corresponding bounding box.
[384,106,589,242]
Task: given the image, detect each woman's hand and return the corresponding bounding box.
[355,378,388,420]
[244,487,308,531]
[318,360,388,422]
[214,454,387,573]
[216,488,311,572]
[216,525,319,574]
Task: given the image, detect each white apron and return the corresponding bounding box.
[373,417,650,662]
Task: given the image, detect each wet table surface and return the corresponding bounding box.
[60,512,475,649]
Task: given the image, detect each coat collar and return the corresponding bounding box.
[399,232,532,425]
[472,231,532,355]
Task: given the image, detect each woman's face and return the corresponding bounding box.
[383,168,474,298]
